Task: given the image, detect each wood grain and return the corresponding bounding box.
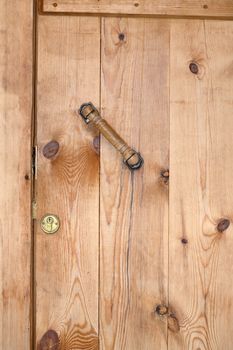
[169,20,233,349]
[36,15,100,349]
[42,0,233,19]
[100,18,169,349]
[0,1,33,349]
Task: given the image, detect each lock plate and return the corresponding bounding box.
[40,214,60,234]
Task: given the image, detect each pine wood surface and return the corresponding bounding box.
[35,14,233,349]
[2,2,231,348]
[169,20,233,350]
[36,15,100,349]
[100,17,169,350]
[2,0,233,348]
[42,0,233,19]
[0,1,33,349]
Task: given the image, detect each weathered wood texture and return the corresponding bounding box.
[0,1,33,349]
[36,16,100,349]
[100,18,169,349]
[42,0,233,18]
[169,20,233,349]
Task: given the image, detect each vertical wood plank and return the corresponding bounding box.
[169,20,233,349]
[100,18,170,350]
[0,1,33,349]
[36,16,100,349]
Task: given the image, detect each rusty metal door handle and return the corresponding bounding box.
[78,102,144,170]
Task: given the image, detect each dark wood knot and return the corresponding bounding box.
[217,218,230,233]
[189,62,199,74]
[161,169,169,184]
[181,238,188,244]
[118,33,125,41]
[43,140,59,159]
[155,304,168,316]
[38,329,59,350]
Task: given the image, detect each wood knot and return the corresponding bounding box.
[168,314,180,333]
[38,329,59,350]
[155,304,168,316]
[181,238,188,244]
[189,62,199,74]
[118,33,125,41]
[189,60,206,80]
[217,218,230,232]
[43,140,60,159]
[93,136,100,155]
[155,305,180,333]
[160,169,169,184]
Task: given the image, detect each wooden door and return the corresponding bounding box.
[2,1,233,349]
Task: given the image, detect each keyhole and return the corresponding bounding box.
[47,216,54,224]
[47,216,54,231]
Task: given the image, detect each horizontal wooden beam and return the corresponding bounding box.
[42,0,233,18]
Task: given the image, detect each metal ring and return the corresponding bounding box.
[78,102,95,124]
[124,152,144,170]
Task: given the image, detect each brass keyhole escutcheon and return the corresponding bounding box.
[40,214,60,234]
